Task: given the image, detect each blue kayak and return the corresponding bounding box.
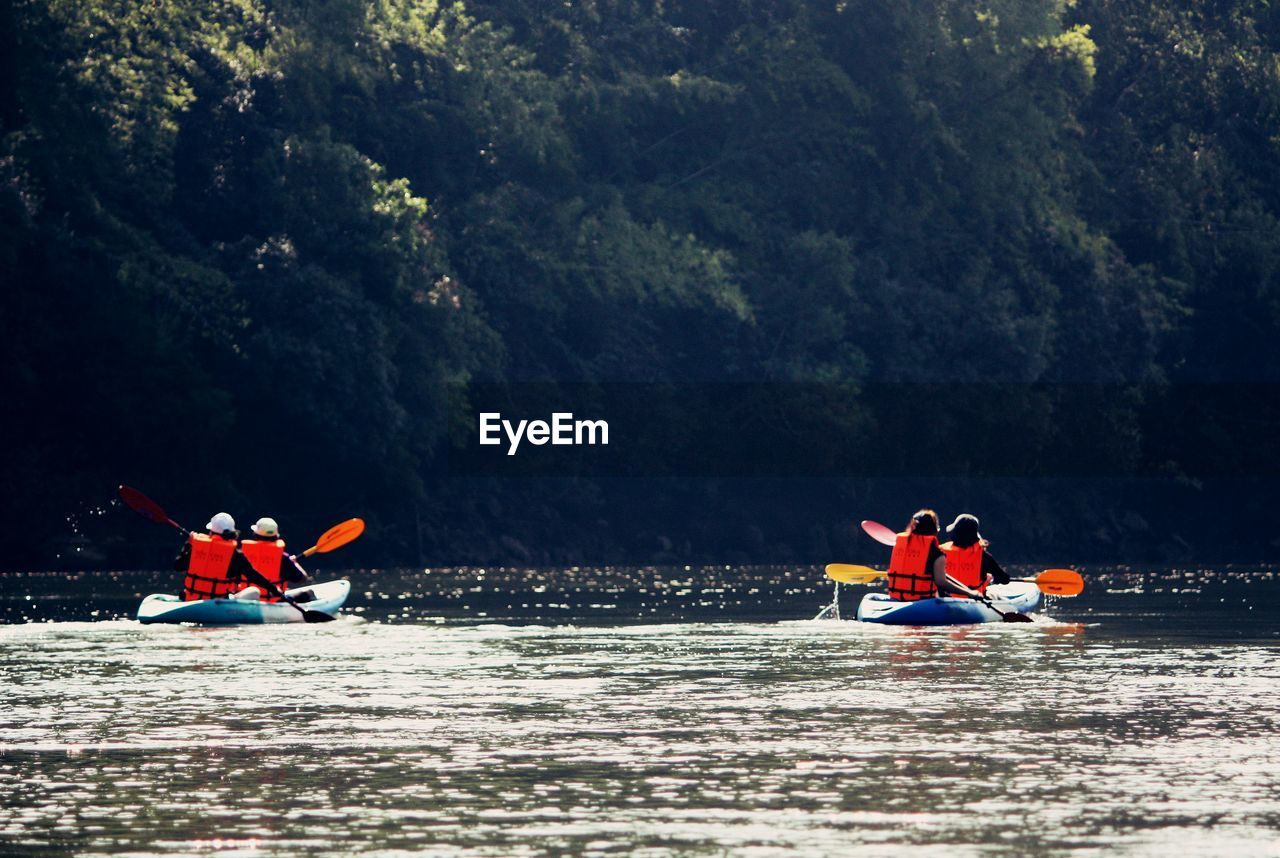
[136,580,350,625]
[855,582,1042,625]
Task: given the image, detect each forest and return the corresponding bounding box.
[3,0,1279,567]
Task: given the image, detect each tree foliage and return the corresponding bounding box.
[3,0,1278,565]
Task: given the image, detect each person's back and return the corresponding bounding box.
[240,517,310,601]
[887,509,943,601]
[939,514,1009,597]
[175,512,245,601]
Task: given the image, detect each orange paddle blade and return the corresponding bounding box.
[312,517,365,554]
[1036,568,1083,596]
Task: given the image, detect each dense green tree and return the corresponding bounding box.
[2,0,1276,565]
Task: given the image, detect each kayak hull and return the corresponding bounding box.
[136,580,350,625]
[855,582,1042,625]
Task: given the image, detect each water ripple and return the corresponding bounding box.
[1,568,1278,855]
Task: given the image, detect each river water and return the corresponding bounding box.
[1,566,1278,856]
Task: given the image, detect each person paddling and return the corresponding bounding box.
[240,517,311,602]
[887,509,945,601]
[173,512,256,601]
[939,513,1010,598]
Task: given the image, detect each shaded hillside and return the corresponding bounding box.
[3,0,1279,566]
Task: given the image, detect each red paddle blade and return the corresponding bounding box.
[861,519,897,546]
[1037,569,1084,596]
[118,485,173,527]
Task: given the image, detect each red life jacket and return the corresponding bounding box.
[941,541,986,597]
[888,532,938,601]
[240,538,287,602]
[182,533,238,601]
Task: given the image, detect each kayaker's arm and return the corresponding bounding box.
[931,555,958,595]
[227,550,256,583]
[173,540,192,572]
[282,553,311,585]
[982,553,1011,586]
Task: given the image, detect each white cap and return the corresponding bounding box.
[946,513,982,539]
[251,517,279,537]
[206,512,236,534]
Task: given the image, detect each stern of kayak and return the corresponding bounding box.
[855,582,1042,625]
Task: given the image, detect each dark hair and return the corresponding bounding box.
[908,509,939,536]
[949,516,981,548]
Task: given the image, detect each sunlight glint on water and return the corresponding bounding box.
[1,567,1279,856]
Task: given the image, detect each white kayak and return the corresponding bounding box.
[136,580,351,625]
[855,581,1042,625]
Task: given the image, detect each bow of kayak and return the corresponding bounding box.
[137,579,351,625]
[855,581,1042,625]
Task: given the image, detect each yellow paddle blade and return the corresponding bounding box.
[825,563,887,585]
[302,517,365,557]
[1036,568,1083,596]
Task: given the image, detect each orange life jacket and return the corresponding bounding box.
[888,532,938,601]
[182,533,238,601]
[240,538,287,601]
[941,541,986,597]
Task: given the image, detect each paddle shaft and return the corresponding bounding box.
[827,562,1077,599]
[235,565,331,621]
[858,516,1078,600]
[944,574,1032,622]
[215,554,332,622]
[150,510,189,538]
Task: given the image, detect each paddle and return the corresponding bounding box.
[825,564,1083,596]
[294,517,364,559]
[237,565,336,623]
[861,519,897,547]
[824,562,1034,622]
[117,485,336,623]
[1027,568,1084,596]
[249,517,363,622]
[942,574,1033,623]
[825,563,887,584]
[119,484,185,531]
[860,519,1086,595]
